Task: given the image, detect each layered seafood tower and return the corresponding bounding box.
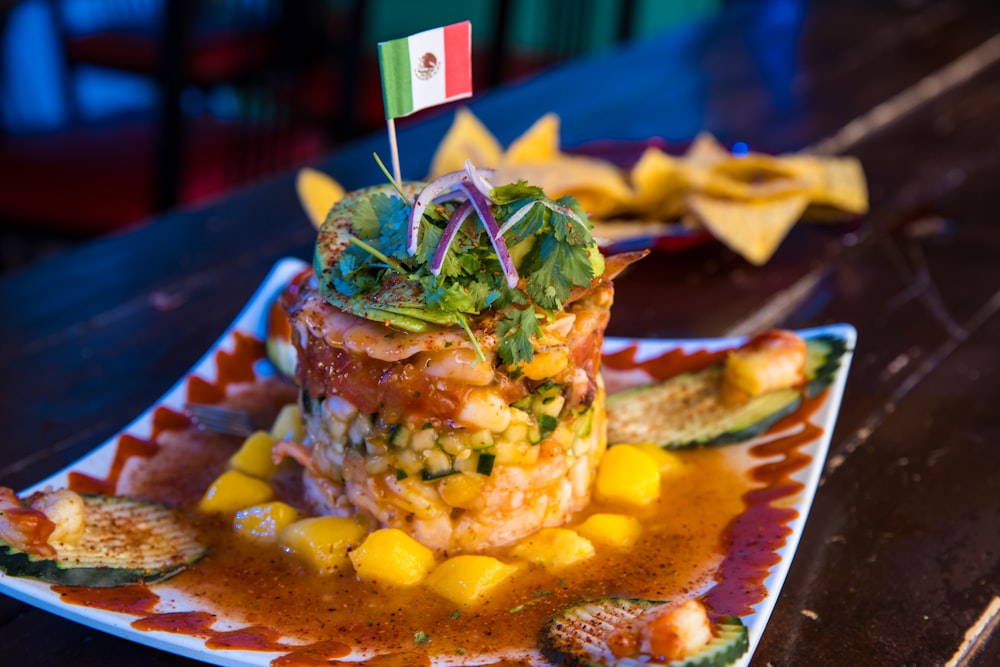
[285,167,639,553]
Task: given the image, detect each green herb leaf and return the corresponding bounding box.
[497,308,541,366]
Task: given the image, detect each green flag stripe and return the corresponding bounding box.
[379,38,413,119]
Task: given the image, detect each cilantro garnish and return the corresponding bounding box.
[318,178,599,366]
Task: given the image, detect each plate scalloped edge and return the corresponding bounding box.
[0,256,856,667]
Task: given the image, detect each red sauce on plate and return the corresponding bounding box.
[49,333,829,664]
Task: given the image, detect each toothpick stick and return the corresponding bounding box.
[387,117,402,184]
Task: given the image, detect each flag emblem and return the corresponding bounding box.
[415,52,440,80]
[378,21,472,119]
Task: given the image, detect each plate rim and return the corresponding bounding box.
[0,257,856,667]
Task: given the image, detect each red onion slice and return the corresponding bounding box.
[465,159,495,198]
[408,167,497,255]
[429,200,475,276]
[461,183,519,288]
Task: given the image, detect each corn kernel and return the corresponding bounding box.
[229,431,278,478]
[575,513,642,549]
[233,501,299,542]
[349,528,436,587]
[629,442,684,475]
[280,516,367,574]
[198,470,273,514]
[595,445,661,506]
[269,403,304,442]
[510,528,594,571]
[426,555,517,606]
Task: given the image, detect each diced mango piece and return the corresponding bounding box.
[519,347,569,381]
[198,470,273,514]
[575,513,642,549]
[438,474,485,509]
[510,528,594,571]
[279,516,367,574]
[630,442,684,475]
[595,445,661,506]
[269,403,304,442]
[425,555,517,606]
[349,528,436,587]
[229,430,278,478]
[233,501,299,542]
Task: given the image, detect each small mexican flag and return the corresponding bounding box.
[378,21,473,119]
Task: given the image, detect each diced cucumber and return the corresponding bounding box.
[476,452,496,476]
[533,393,566,419]
[389,424,411,448]
[575,407,594,439]
[466,430,495,450]
[0,495,204,587]
[607,334,848,449]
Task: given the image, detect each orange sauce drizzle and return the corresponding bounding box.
[50,332,834,664]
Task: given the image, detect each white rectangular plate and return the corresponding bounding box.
[0,257,855,666]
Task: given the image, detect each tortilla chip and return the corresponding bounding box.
[296,167,345,229]
[686,192,810,265]
[781,155,869,215]
[428,107,504,177]
[493,156,632,218]
[683,132,730,168]
[629,147,689,218]
[505,113,561,164]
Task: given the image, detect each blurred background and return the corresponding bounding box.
[0,0,721,272]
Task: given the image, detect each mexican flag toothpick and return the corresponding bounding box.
[378,21,473,183]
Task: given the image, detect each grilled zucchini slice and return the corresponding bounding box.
[543,597,748,667]
[606,334,847,449]
[0,494,205,587]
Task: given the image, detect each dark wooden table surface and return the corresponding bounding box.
[2,0,999,664]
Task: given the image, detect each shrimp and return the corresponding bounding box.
[722,329,807,405]
[0,487,58,558]
[606,598,713,662]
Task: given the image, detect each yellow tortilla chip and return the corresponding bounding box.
[629,147,689,218]
[428,107,504,177]
[686,192,810,265]
[296,167,345,229]
[683,132,730,168]
[493,155,632,218]
[504,112,561,164]
[781,155,869,215]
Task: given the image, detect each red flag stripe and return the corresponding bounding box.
[443,21,472,98]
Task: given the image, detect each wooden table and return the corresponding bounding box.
[2,0,998,664]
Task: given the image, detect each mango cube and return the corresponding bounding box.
[575,513,642,549]
[349,528,436,587]
[229,430,278,478]
[510,528,594,571]
[269,403,304,442]
[426,555,517,607]
[595,445,661,506]
[630,442,684,475]
[198,470,273,514]
[280,516,367,574]
[438,474,485,509]
[233,501,299,542]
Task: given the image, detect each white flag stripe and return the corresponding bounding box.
[407,27,447,114]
